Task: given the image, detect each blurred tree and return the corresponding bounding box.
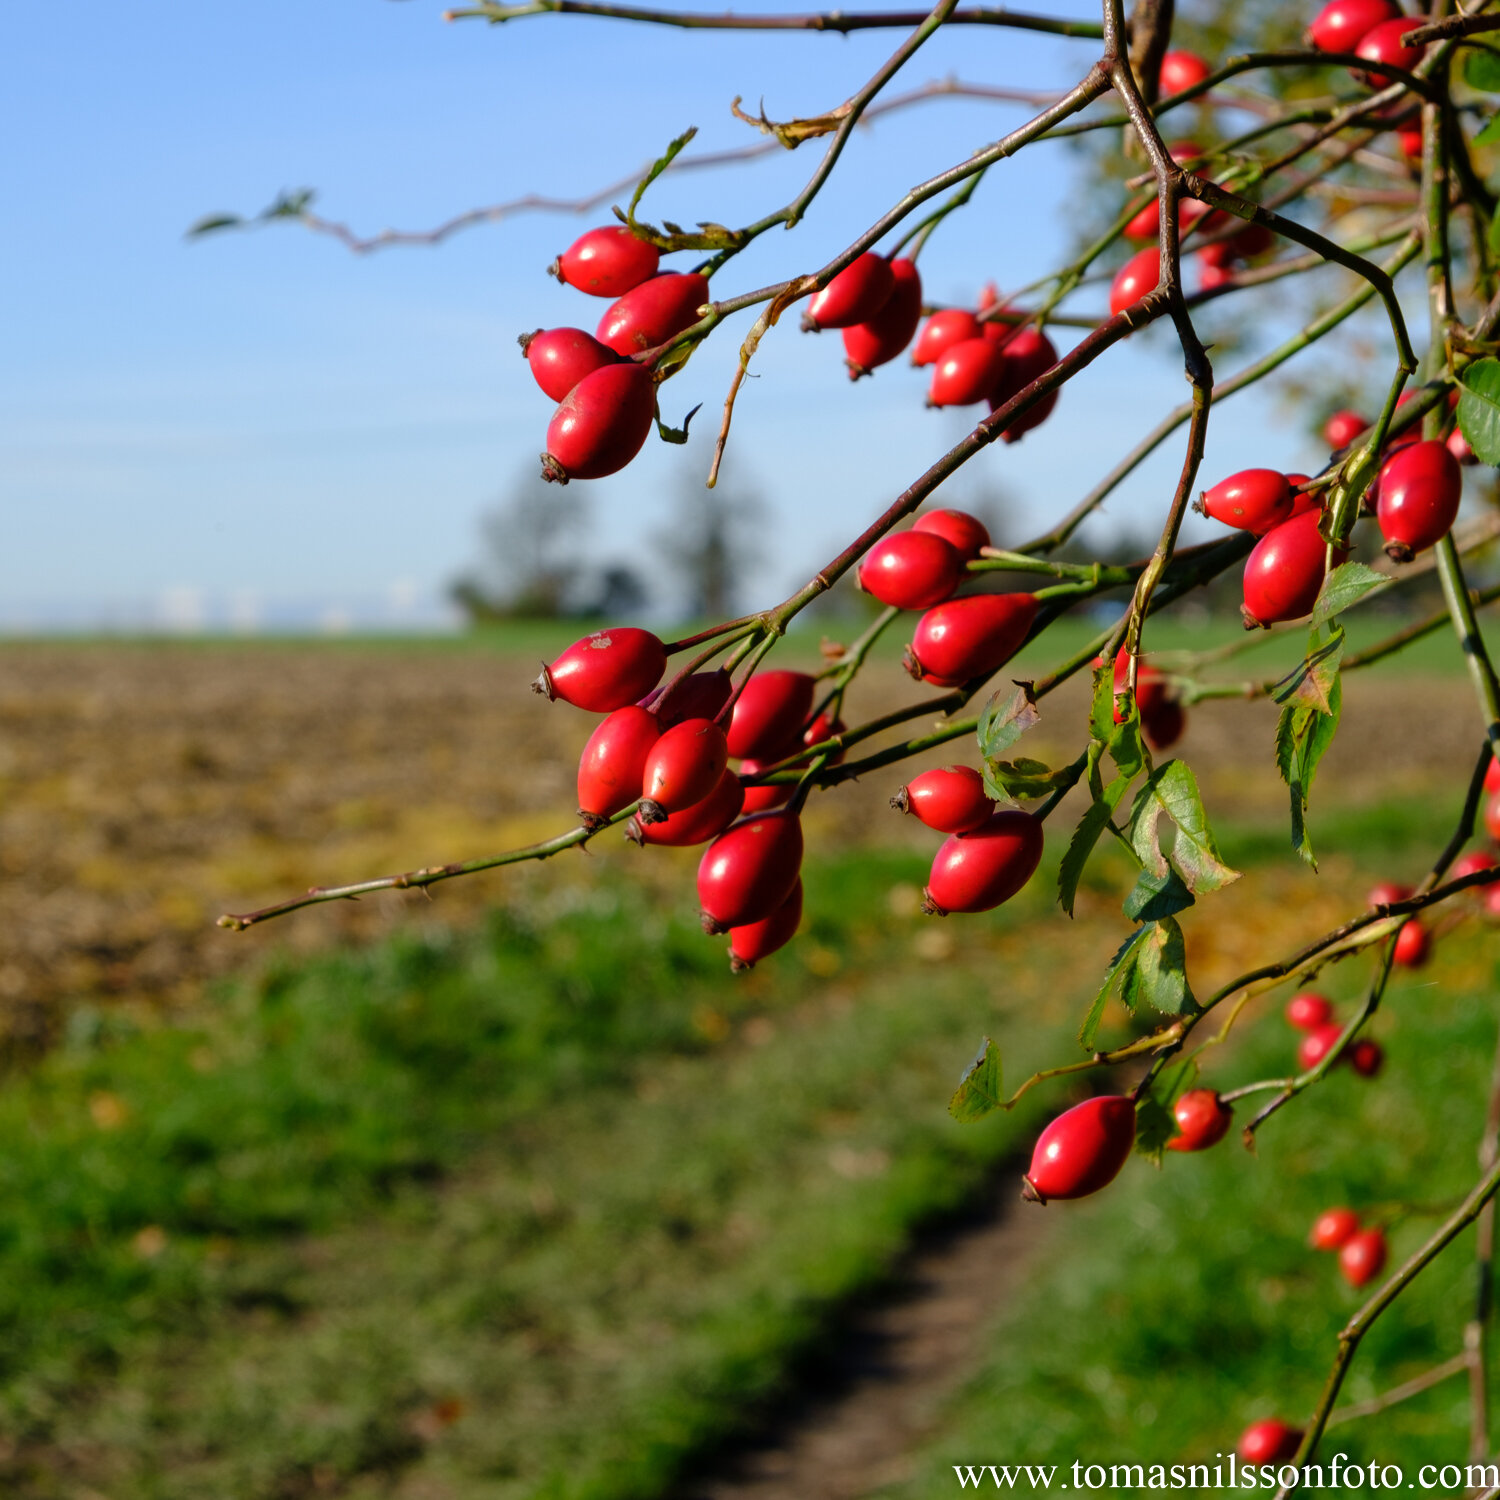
[655,472,766,620]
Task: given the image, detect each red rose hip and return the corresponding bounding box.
[927,337,1008,408]
[641,718,729,815]
[552,225,660,298]
[1022,1095,1136,1204]
[728,879,803,972]
[726,671,817,760]
[628,768,744,847]
[986,327,1060,443]
[1308,0,1398,52]
[1392,918,1429,968]
[1110,247,1161,318]
[542,362,657,483]
[858,530,966,610]
[892,765,994,834]
[1241,509,1346,628]
[1158,49,1212,95]
[698,808,805,933]
[842,257,922,377]
[1376,438,1462,562]
[1201,469,1294,534]
[913,508,991,560]
[739,759,795,815]
[1166,1089,1232,1152]
[1340,1226,1388,1287]
[923,809,1044,915]
[577,706,661,825]
[646,668,734,728]
[537,626,667,712]
[907,593,1039,684]
[1286,991,1333,1031]
[520,327,621,402]
[1353,16,1424,88]
[1238,1420,1302,1465]
[803,252,894,331]
[1299,1021,1345,1071]
[1323,409,1368,448]
[911,308,982,367]
[1310,1206,1360,1251]
[596,272,709,356]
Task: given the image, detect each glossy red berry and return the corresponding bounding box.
[1310,1207,1361,1251]
[858,530,966,610]
[842,258,922,377]
[1110,247,1160,318]
[923,809,1044,915]
[913,509,991,560]
[739,758,795,815]
[1340,1226,1388,1287]
[987,327,1059,442]
[1238,1420,1302,1466]
[801,712,846,764]
[541,363,657,483]
[537,626,666,712]
[1202,469,1294,534]
[628,768,744,847]
[1096,648,1169,721]
[911,309,982,367]
[726,671,816,760]
[641,718,730,815]
[892,765,994,834]
[596,272,709,356]
[1309,0,1398,52]
[1449,426,1476,464]
[927,338,1008,407]
[1022,1095,1136,1204]
[1392,918,1430,968]
[1376,439,1462,561]
[1143,701,1186,750]
[1159,49,1212,95]
[520,327,621,403]
[1240,509,1347,628]
[645,668,733,729]
[1166,1089,1232,1152]
[1454,849,1497,882]
[1299,1021,1345,1072]
[1324,409,1368,449]
[1486,791,1500,843]
[576,706,661,824]
[1368,880,1413,907]
[1286,991,1333,1031]
[551,225,659,298]
[908,594,1039,684]
[804,252,894,331]
[1354,16,1424,89]
[698,809,804,933]
[1123,142,1207,241]
[1348,1038,1384,1077]
[1397,123,1424,162]
[728,879,803,972]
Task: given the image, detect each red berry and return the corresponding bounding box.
[1286,991,1333,1031]
[1095,649,1170,721]
[552,226,659,298]
[1353,16,1424,89]
[1454,849,1496,881]
[858,530,966,610]
[1166,1089,1232,1152]
[908,594,1039,684]
[1309,0,1398,52]
[1202,469,1294,534]
[520,327,621,403]
[1158,49,1212,95]
[801,712,846,764]
[1487,757,1500,795]
[1449,426,1476,465]
[739,758,795,814]
[911,309,982,367]
[596,272,709,356]
[1197,259,1235,293]
[1123,142,1208,241]
[628,768,744,847]
[842,258,923,377]
[1022,1095,1136,1204]
[1348,1038,1384,1077]
[728,879,803,972]
[1143,700,1186,751]
[986,327,1059,443]
[923,809,1044,915]
[1310,1206,1361,1251]
[1487,791,1500,842]
[1392,918,1430,968]
[541,363,657,483]
[697,809,804,933]
[913,509,991,560]
[538,626,666,712]
[641,718,730,815]
[1237,1420,1302,1466]
[1376,439,1462,561]
[1368,880,1413,907]
[1340,1226,1388,1287]
[645,668,734,728]
[1110,247,1160,317]
[805,252,895,331]
[726,671,817,760]
[576,706,661,823]
[1324,409,1368,449]
[1299,1021,1345,1071]
[1240,509,1347,628]
[927,337,1009,407]
[893,765,995,834]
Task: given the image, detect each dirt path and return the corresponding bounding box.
[679,1179,1052,1500]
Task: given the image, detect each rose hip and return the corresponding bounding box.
[842,258,923,377]
[858,530,966,611]
[596,272,709,356]
[726,671,817,760]
[577,706,661,825]
[520,327,621,403]
[1241,509,1347,628]
[628,768,744,847]
[698,808,805,933]
[541,363,657,483]
[913,509,991,560]
[908,593,1039,683]
[1166,1089,1232,1152]
[927,338,1009,408]
[1376,438,1462,561]
[891,765,994,834]
[551,225,660,298]
[641,718,730,815]
[911,309,982,367]
[1310,1206,1360,1251]
[728,879,803,972]
[537,627,667,712]
[1022,1095,1136,1203]
[1201,469,1294,534]
[803,252,894,331]
[923,809,1044,915]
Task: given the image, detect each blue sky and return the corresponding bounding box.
[2,1,1362,630]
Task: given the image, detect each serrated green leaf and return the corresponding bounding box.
[978,681,1040,761]
[1058,775,1130,917]
[1312,563,1388,628]
[1107,713,1146,781]
[1123,916,1195,1018]
[1275,674,1343,869]
[1089,656,1116,743]
[1078,926,1148,1050]
[984,756,1082,804]
[1271,626,1346,713]
[627,126,699,228]
[1459,358,1500,466]
[1134,1091,1178,1164]
[949,1037,1004,1122]
[1123,864,1196,923]
[1476,114,1500,147]
[1467,46,1500,93]
[1126,760,1241,895]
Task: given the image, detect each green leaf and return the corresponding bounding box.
[1275,674,1343,869]
[949,1037,1004,1122]
[1126,760,1241,896]
[1459,358,1500,466]
[1271,625,1346,714]
[1078,926,1148,1050]
[1466,46,1500,93]
[984,756,1082,804]
[1089,656,1116,743]
[1107,713,1146,781]
[186,212,244,237]
[1312,563,1387,629]
[654,402,702,446]
[1134,1091,1178,1165]
[978,681,1040,761]
[1475,114,1500,147]
[1058,775,1130,917]
[1123,864,1196,923]
[626,126,699,229]
[1119,916,1195,1019]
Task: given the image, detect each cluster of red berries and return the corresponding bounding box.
[1285,989,1383,1076]
[523,226,708,483]
[1307,0,1426,89]
[1309,1204,1388,1287]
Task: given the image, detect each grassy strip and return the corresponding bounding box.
[883,927,1500,1488]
